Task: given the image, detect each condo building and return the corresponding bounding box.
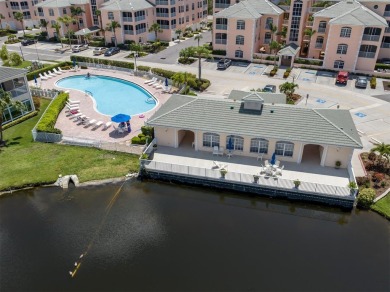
[212,0,390,72]
[0,0,41,29]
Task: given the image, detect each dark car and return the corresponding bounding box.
[217,58,232,69]
[262,84,277,93]
[21,39,36,46]
[355,76,368,89]
[104,47,120,56]
[378,58,390,65]
[336,71,349,85]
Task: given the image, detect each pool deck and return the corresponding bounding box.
[29,68,171,143]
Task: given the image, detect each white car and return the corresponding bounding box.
[72,44,89,53]
[93,47,108,55]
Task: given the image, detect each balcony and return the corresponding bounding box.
[215,39,227,45]
[171,24,176,29]
[170,0,176,4]
[358,51,376,58]
[283,19,289,25]
[306,21,313,27]
[381,42,390,48]
[156,13,169,17]
[362,34,380,42]
[171,12,176,17]
[136,28,147,34]
[11,6,20,10]
[384,11,390,17]
[156,0,168,5]
[385,27,390,33]
[215,24,227,30]
[315,43,323,49]
[124,30,134,35]
[21,6,29,10]
[318,27,326,33]
[135,16,145,22]
[38,12,44,16]
[24,16,32,19]
[215,3,230,9]
[122,17,133,22]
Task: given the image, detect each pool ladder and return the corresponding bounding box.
[85,90,93,96]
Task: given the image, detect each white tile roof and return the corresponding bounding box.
[100,0,154,11]
[215,0,282,19]
[35,0,89,8]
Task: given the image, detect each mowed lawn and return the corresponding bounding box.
[0,99,139,191]
[371,193,390,220]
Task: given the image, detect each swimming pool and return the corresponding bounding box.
[56,75,157,116]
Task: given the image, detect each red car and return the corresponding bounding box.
[336,71,349,85]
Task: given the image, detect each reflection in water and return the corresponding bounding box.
[0,180,389,291]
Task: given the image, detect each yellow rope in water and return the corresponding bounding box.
[69,181,127,278]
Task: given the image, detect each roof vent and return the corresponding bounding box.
[230,106,234,109]
[270,110,274,113]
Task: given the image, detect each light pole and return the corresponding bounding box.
[34,41,40,62]
[19,46,25,61]
[134,52,138,73]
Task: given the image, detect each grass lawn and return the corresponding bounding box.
[371,192,390,220]
[0,98,139,191]
[11,60,32,69]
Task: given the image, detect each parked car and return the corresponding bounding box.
[104,47,120,56]
[21,39,36,46]
[336,71,349,85]
[72,44,89,53]
[262,84,277,93]
[217,58,232,69]
[93,47,108,55]
[355,76,368,89]
[378,58,390,65]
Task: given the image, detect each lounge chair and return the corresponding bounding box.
[71,112,82,119]
[264,160,270,167]
[153,80,163,88]
[148,79,159,86]
[49,70,58,76]
[275,165,284,176]
[94,121,103,129]
[212,146,219,155]
[57,67,65,73]
[213,161,221,169]
[68,99,80,104]
[53,68,62,75]
[44,72,52,79]
[86,119,97,127]
[80,116,90,124]
[162,85,171,93]
[144,77,156,84]
[103,121,112,130]
[39,73,48,81]
[155,82,164,89]
[218,147,225,156]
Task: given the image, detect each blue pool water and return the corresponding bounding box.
[56,75,156,116]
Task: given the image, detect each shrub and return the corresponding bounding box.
[283,71,290,78]
[368,151,377,161]
[212,50,226,56]
[36,93,68,134]
[138,133,145,138]
[178,57,196,64]
[375,63,390,70]
[141,126,154,137]
[33,96,41,111]
[269,70,276,77]
[131,136,141,144]
[151,68,176,79]
[26,61,71,81]
[137,65,151,72]
[370,77,376,89]
[294,58,323,66]
[356,176,370,187]
[357,188,376,209]
[2,111,38,130]
[71,56,134,70]
[372,172,384,182]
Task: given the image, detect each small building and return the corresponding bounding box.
[147,94,362,168]
[0,67,35,125]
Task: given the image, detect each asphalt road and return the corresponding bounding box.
[142,30,211,64]
[6,42,72,62]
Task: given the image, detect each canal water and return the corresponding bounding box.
[1,180,389,291]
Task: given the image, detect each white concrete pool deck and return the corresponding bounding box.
[30,68,172,143]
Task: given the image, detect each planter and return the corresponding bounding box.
[253,175,260,183]
[293,179,301,188]
[335,161,341,169]
[220,169,228,178]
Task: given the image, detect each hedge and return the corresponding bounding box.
[178,57,197,64]
[3,111,38,130]
[151,68,176,79]
[36,93,68,134]
[357,188,376,209]
[375,63,390,70]
[71,56,134,69]
[294,58,323,66]
[26,61,71,81]
[137,65,151,72]
[212,50,226,56]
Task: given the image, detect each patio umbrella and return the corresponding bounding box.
[270,152,276,165]
[111,114,131,123]
[73,59,76,67]
[227,136,234,151]
[34,75,37,86]
[165,77,168,87]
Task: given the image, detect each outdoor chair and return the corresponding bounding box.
[153,80,163,88]
[218,147,225,156]
[275,160,280,167]
[44,72,52,79]
[144,77,156,84]
[213,161,221,169]
[162,85,171,93]
[148,79,159,86]
[39,73,48,81]
[49,70,58,76]
[264,160,270,167]
[103,122,112,130]
[275,165,284,176]
[57,67,65,73]
[86,119,97,127]
[80,116,90,124]
[71,112,82,119]
[212,146,219,155]
[68,99,80,104]
[53,68,62,75]
[93,121,103,129]
[257,153,263,161]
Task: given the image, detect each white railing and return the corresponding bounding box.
[362,34,380,42]
[122,17,133,22]
[381,42,390,48]
[144,160,353,198]
[215,24,227,30]
[215,39,227,44]
[30,88,58,99]
[383,11,390,17]
[157,13,169,18]
[135,16,145,22]
[142,137,157,155]
[124,30,134,35]
[358,51,376,58]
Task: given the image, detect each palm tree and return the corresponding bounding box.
[106,20,121,46]
[95,10,105,44]
[14,12,25,37]
[192,46,212,81]
[51,21,63,47]
[194,34,203,46]
[40,19,48,33]
[175,29,182,42]
[172,71,196,93]
[58,15,76,47]
[268,23,278,43]
[149,23,162,40]
[304,28,316,56]
[70,6,85,30]
[269,41,282,66]
[0,89,25,146]
[0,13,5,30]
[371,143,390,162]
[279,82,299,102]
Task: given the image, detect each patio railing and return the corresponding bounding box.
[144,160,354,199]
[30,88,59,99]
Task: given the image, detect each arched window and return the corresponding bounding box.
[318,21,326,33]
[315,36,324,48]
[236,35,244,45]
[226,135,244,151]
[334,60,344,69]
[275,141,294,157]
[237,20,245,30]
[337,44,348,54]
[235,50,243,58]
[340,27,351,38]
[265,17,273,29]
[250,138,269,154]
[203,133,220,147]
